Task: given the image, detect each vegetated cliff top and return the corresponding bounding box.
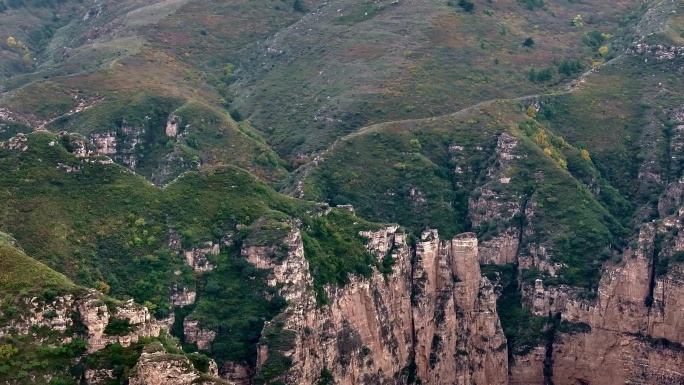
[0,231,75,293]
[0,0,683,383]
[0,130,389,369]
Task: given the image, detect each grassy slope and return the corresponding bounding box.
[228,0,645,159]
[0,0,649,181]
[0,232,75,293]
[0,231,226,384]
[0,0,305,185]
[303,100,629,287]
[0,131,384,368]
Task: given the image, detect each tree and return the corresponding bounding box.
[523,37,535,48]
[409,139,421,150]
[0,344,18,359]
[458,0,474,12]
[580,149,591,161]
[229,108,243,122]
[293,0,306,13]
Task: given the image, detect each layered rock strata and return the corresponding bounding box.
[242,226,507,385]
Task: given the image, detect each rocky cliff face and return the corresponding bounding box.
[242,226,507,385]
[508,211,684,383]
[184,318,217,350]
[501,102,684,384]
[412,230,507,385]
[0,289,160,354]
[128,345,228,385]
[89,123,145,171]
[469,133,524,266]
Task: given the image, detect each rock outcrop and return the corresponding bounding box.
[89,123,145,170]
[183,319,217,351]
[468,133,526,265]
[0,289,160,353]
[0,293,77,338]
[508,220,684,384]
[129,346,229,385]
[221,362,252,385]
[412,230,507,385]
[84,369,116,385]
[79,292,161,352]
[184,242,219,272]
[243,226,507,385]
[170,285,196,307]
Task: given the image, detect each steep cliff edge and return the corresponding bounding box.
[243,226,507,385]
[507,175,684,384]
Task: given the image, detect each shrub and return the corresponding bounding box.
[457,0,474,12]
[318,368,334,385]
[517,0,545,10]
[293,0,306,13]
[104,318,133,336]
[229,108,243,122]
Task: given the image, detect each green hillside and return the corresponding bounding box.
[0,232,75,293]
[0,131,385,370]
[1,0,683,382]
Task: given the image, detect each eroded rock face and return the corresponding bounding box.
[412,231,507,385]
[128,350,226,385]
[166,115,180,137]
[551,330,684,384]
[221,362,252,385]
[184,242,219,272]
[0,289,160,354]
[0,294,76,338]
[509,347,545,385]
[170,285,196,307]
[183,319,216,351]
[245,226,506,385]
[84,369,115,385]
[508,220,684,384]
[89,123,145,170]
[469,133,525,265]
[79,292,161,353]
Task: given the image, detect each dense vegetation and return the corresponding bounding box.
[1,0,683,382]
[0,132,392,371]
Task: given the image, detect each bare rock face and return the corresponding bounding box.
[221,362,252,385]
[166,114,180,137]
[128,349,228,385]
[0,289,160,354]
[245,226,507,385]
[79,292,161,353]
[183,319,216,350]
[0,294,76,338]
[246,227,413,384]
[508,347,545,385]
[412,231,507,385]
[508,221,684,384]
[90,132,117,155]
[170,285,196,307]
[522,280,586,317]
[89,123,145,170]
[184,242,219,272]
[84,369,116,385]
[7,133,28,151]
[551,330,684,384]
